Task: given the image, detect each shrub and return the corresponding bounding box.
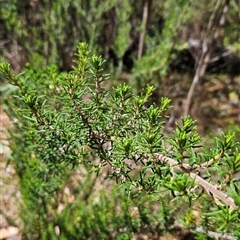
[0,43,239,239]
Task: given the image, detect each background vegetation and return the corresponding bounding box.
[0,0,239,239]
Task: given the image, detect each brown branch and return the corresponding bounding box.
[184,0,230,116]
[153,153,237,208]
[175,223,237,240]
[138,0,150,60]
[197,150,223,168]
[195,226,237,240]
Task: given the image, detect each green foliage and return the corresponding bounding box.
[130,0,193,91]
[1,1,240,239]
[53,188,175,240]
[1,0,118,69]
[1,43,240,239]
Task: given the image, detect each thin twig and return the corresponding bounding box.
[138,0,150,60]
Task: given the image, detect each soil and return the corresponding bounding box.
[0,106,22,239]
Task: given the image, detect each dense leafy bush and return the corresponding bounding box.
[0,43,239,239]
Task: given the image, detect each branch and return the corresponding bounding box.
[138,0,150,60]
[184,0,230,116]
[197,150,223,168]
[195,226,237,240]
[153,153,237,208]
[175,223,237,240]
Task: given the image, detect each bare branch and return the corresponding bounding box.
[175,223,238,240]
[153,153,237,208]
[138,0,150,60]
[184,0,230,116]
[195,226,237,240]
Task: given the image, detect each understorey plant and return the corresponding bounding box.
[1,42,239,239]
